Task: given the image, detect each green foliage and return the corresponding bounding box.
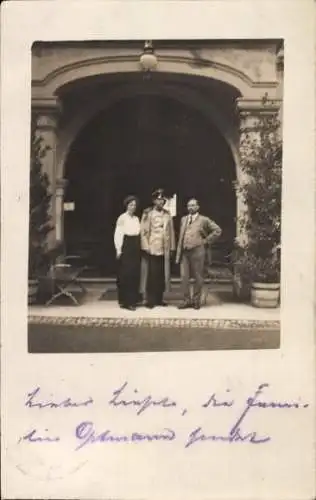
[234,96,282,284]
[28,117,53,277]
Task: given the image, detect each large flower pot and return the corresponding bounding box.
[251,282,280,308]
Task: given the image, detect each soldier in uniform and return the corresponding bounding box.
[140,189,176,308]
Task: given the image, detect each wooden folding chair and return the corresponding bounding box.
[37,249,88,306]
[44,260,87,306]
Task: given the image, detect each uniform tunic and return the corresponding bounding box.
[148,209,165,256]
[140,207,176,305]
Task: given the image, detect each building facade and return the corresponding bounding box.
[31,40,283,276]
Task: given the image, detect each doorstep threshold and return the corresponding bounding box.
[80,277,233,284]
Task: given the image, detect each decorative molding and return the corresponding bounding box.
[32,96,61,110]
[236,97,282,115]
[276,48,284,72]
[31,54,279,93]
[33,98,62,130]
[56,178,68,196]
[32,40,283,52]
[36,114,59,130]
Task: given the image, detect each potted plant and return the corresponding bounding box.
[250,247,280,307]
[234,96,282,308]
[28,117,53,303]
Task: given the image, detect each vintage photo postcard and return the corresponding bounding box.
[1,1,315,499]
[27,37,282,354]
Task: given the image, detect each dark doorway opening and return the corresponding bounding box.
[64,93,236,277]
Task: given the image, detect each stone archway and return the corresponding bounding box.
[62,91,237,276]
[55,79,242,246]
[57,81,240,180]
[32,46,281,247]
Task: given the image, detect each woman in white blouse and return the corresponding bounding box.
[114,195,141,310]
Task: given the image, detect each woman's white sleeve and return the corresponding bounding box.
[114,215,125,254]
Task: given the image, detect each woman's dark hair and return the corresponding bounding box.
[123,195,138,210]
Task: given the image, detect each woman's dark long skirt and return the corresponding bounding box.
[117,235,141,307]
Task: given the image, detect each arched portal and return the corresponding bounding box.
[63,92,236,277]
[56,79,241,180]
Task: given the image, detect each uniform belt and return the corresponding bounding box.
[183,243,204,250]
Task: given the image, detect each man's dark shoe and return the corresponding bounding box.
[145,303,155,309]
[177,302,192,309]
[193,303,201,310]
[158,301,168,306]
[122,305,136,311]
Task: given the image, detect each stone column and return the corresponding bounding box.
[33,98,61,248]
[235,97,281,246]
[55,178,68,244]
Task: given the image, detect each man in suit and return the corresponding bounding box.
[176,198,222,309]
[140,189,176,308]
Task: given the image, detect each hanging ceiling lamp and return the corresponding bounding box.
[139,40,158,73]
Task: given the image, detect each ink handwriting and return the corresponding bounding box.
[25,387,93,409]
[202,390,235,408]
[108,381,177,415]
[19,382,309,451]
[185,426,270,448]
[74,421,176,450]
[18,428,60,444]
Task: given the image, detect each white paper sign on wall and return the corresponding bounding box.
[64,202,75,211]
[165,194,177,217]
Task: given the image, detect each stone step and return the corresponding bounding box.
[80,267,233,285]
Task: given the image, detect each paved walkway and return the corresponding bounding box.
[28,285,280,352]
[29,284,280,327]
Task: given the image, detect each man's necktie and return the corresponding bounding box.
[188,215,193,225]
